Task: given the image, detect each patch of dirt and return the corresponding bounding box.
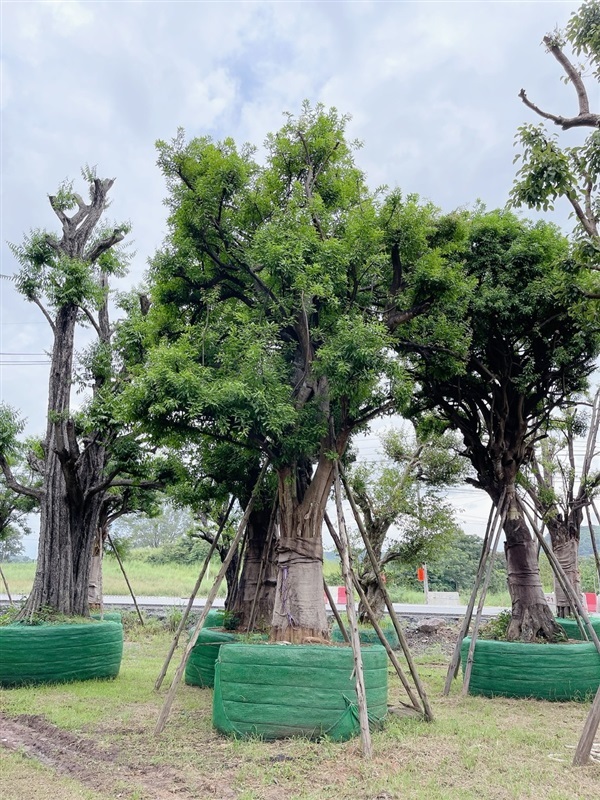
[402,620,460,656]
[0,712,207,800]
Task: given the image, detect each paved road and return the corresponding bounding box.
[0,593,509,618]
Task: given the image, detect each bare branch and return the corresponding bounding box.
[84,228,126,263]
[31,296,56,334]
[81,306,102,337]
[0,455,43,500]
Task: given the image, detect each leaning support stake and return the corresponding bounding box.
[528,512,600,654]
[324,513,423,714]
[340,469,434,722]
[155,497,235,690]
[462,505,506,695]
[333,461,372,759]
[443,498,501,695]
[323,579,350,643]
[154,459,269,737]
[0,563,14,605]
[106,532,144,626]
[574,684,600,766]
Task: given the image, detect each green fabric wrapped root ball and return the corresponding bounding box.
[213,643,388,740]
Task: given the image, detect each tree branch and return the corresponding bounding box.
[0,455,43,500]
[81,306,102,337]
[31,295,56,334]
[84,228,126,263]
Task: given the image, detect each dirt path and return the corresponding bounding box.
[0,712,202,800]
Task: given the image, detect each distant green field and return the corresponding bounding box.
[0,557,512,606]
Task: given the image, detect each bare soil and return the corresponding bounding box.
[0,713,199,800]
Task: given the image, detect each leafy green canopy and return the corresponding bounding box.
[129,105,468,470]
[410,210,600,491]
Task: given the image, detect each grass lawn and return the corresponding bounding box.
[0,560,513,607]
[0,623,597,800]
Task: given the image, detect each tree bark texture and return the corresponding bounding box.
[230,503,277,630]
[503,497,562,641]
[271,444,346,642]
[547,519,582,617]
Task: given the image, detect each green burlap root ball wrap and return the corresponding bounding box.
[460,637,600,701]
[331,623,399,649]
[185,627,239,688]
[213,643,388,740]
[555,615,600,641]
[0,620,124,688]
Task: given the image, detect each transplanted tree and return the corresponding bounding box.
[0,172,168,618]
[129,104,467,641]
[410,209,600,641]
[512,0,600,286]
[520,389,600,616]
[345,428,465,622]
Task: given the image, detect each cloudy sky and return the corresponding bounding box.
[0,0,585,556]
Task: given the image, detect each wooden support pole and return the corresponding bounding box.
[589,500,600,582]
[323,579,350,643]
[462,507,506,695]
[246,496,278,634]
[444,500,500,694]
[333,461,372,759]
[106,532,144,626]
[155,497,234,690]
[324,513,423,713]
[521,501,588,641]
[529,513,600,654]
[340,470,434,722]
[573,684,600,765]
[0,563,13,605]
[154,459,269,736]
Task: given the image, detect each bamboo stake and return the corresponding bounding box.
[522,501,587,641]
[339,470,434,722]
[246,496,278,634]
[324,513,422,712]
[155,497,235,690]
[154,459,269,736]
[589,500,600,582]
[0,563,13,605]
[573,684,600,765]
[462,502,507,695]
[529,515,600,654]
[444,497,502,695]
[106,532,144,626]
[333,461,372,759]
[323,579,350,643]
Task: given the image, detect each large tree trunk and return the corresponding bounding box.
[547,515,582,618]
[230,503,277,630]
[271,448,342,642]
[21,306,83,616]
[502,492,563,641]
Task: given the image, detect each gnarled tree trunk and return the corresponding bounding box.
[547,515,582,618]
[501,490,562,641]
[271,442,346,642]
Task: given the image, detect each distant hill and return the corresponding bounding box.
[580,526,599,558]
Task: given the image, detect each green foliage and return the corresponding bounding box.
[479,610,512,640]
[410,210,600,500]
[390,528,508,594]
[144,535,211,565]
[0,405,25,457]
[125,102,474,573]
[566,0,600,79]
[511,1,600,272]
